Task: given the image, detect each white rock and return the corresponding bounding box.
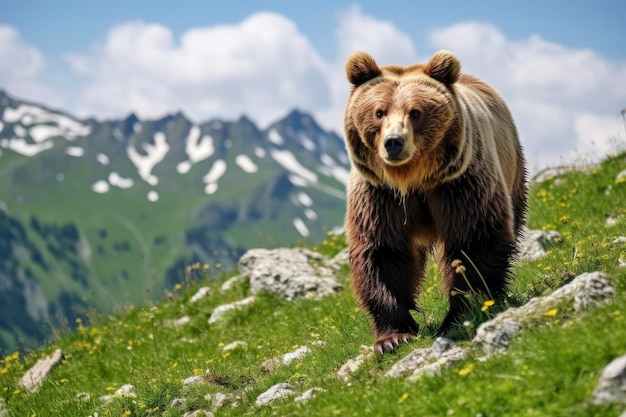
[222,341,248,351]
[183,376,206,386]
[474,271,615,354]
[385,338,467,379]
[220,275,246,292]
[238,248,343,300]
[208,297,256,324]
[190,287,211,303]
[337,346,374,382]
[183,411,214,417]
[165,316,191,327]
[20,349,63,392]
[100,384,136,402]
[255,383,295,405]
[295,387,326,402]
[171,397,186,407]
[593,354,626,405]
[211,392,231,409]
[282,346,311,365]
[517,229,562,261]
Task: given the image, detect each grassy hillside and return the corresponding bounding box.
[1,152,625,416]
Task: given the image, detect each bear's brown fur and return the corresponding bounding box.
[343,50,528,354]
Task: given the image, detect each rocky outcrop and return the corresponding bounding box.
[238,248,344,300]
[473,271,615,354]
[337,271,616,381]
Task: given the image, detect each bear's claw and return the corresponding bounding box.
[374,332,414,354]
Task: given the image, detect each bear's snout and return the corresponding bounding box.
[384,134,405,159]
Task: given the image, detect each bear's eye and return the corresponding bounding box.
[375,110,385,119]
[409,109,421,120]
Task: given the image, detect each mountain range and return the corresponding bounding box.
[0,90,350,353]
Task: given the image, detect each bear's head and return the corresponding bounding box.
[344,50,464,194]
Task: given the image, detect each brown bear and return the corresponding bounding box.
[343,50,528,354]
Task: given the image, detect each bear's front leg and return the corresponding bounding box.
[349,244,426,353]
[431,180,517,336]
[345,180,428,353]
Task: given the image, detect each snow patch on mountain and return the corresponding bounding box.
[319,153,350,185]
[65,146,84,157]
[293,218,310,237]
[97,153,109,166]
[203,159,227,195]
[177,126,215,174]
[235,154,258,173]
[268,129,284,146]
[297,191,313,207]
[109,172,134,189]
[254,147,266,158]
[2,104,91,141]
[92,180,109,194]
[304,208,317,221]
[270,149,318,184]
[1,138,54,156]
[127,132,169,186]
[147,191,159,202]
[14,124,26,137]
[299,133,316,152]
[1,103,91,156]
[0,121,4,132]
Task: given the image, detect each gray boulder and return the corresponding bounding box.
[238,248,343,300]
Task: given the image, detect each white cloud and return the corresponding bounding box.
[428,22,626,169]
[64,13,331,127]
[0,25,44,82]
[3,15,626,172]
[316,5,418,134]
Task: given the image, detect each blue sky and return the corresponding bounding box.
[2,0,626,169]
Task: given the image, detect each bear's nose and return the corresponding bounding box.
[384,134,405,158]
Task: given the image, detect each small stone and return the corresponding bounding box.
[190,287,211,303]
[295,387,326,402]
[337,346,374,382]
[606,216,619,227]
[613,236,626,244]
[255,383,294,405]
[211,392,230,409]
[282,346,311,365]
[171,397,186,408]
[208,296,256,324]
[20,349,63,392]
[593,354,626,405]
[474,318,522,354]
[183,376,206,386]
[183,410,214,417]
[222,341,248,351]
[220,275,246,292]
[165,316,191,327]
[100,384,136,402]
[518,229,562,261]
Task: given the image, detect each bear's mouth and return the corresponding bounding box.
[382,152,412,166]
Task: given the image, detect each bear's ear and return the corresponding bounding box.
[425,50,461,86]
[346,51,382,87]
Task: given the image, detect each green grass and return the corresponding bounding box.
[1,152,625,416]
